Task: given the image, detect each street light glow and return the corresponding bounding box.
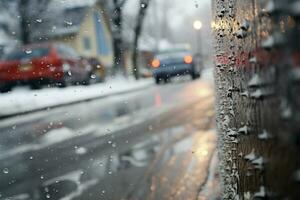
[193,20,202,30]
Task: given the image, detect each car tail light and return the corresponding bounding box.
[184,55,193,64]
[152,59,160,68]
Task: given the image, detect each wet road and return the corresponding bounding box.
[0,78,218,200]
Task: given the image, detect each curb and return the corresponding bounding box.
[0,82,153,120]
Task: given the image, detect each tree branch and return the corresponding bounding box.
[132,0,151,79]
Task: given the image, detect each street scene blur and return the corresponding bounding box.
[1,0,300,199]
[0,0,217,200]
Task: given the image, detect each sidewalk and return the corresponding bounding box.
[198,150,221,200]
[0,77,153,118]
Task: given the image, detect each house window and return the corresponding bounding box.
[83,37,91,50]
[93,11,110,55]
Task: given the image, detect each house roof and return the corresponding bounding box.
[30,0,100,41]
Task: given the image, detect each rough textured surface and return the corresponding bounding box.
[213,0,300,199]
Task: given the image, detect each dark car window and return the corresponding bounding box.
[156,50,191,60]
[56,44,79,59]
[156,47,190,56]
[4,47,50,61]
[55,44,68,58]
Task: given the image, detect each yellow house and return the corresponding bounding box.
[31,1,113,69]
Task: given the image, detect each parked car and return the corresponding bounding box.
[151,48,200,84]
[0,43,92,92]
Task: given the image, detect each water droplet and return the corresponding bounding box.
[235,29,247,39]
[2,168,9,174]
[102,190,106,194]
[194,0,199,8]
[76,147,87,155]
[46,194,51,199]
[90,74,96,79]
[148,125,153,130]
[64,20,73,26]
[25,49,32,54]
[254,186,266,198]
[262,36,274,49]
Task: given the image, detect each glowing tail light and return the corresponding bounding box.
[152,59,160,68]
[184,55,193,64]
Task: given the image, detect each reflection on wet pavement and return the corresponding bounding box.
[0,80,218,200]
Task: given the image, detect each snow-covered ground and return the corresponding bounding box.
[202,67,214,81]
[0,77,153,117]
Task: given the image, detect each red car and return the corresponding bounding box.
[0,43,92,92]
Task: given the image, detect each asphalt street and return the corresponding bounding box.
[0,78,219,200]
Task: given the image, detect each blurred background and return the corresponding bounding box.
[0,1,218,200]
[3,0,300,199]
[0,0,213,80]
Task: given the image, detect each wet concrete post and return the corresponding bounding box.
[213,0,300,199]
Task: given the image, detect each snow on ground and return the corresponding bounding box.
[202,67,214,81]
[198,150,221,200]
[0,77,153,117]
[0,94,179,160]
[0,127,76,160]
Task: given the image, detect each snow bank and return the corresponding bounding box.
[202,67,214,80]
[0,77,153,117]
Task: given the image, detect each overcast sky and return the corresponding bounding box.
[168,0,211,29]
[124,0,211,30]
[124,0,213,53]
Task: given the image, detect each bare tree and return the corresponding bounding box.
[105,0,152,77]
[159,0,172,40]
[18,0,51,44]
[132,0,152,80]
[110,0,127,75]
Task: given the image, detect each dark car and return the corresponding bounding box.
[151,48,200,84]
[0,43,92,92]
